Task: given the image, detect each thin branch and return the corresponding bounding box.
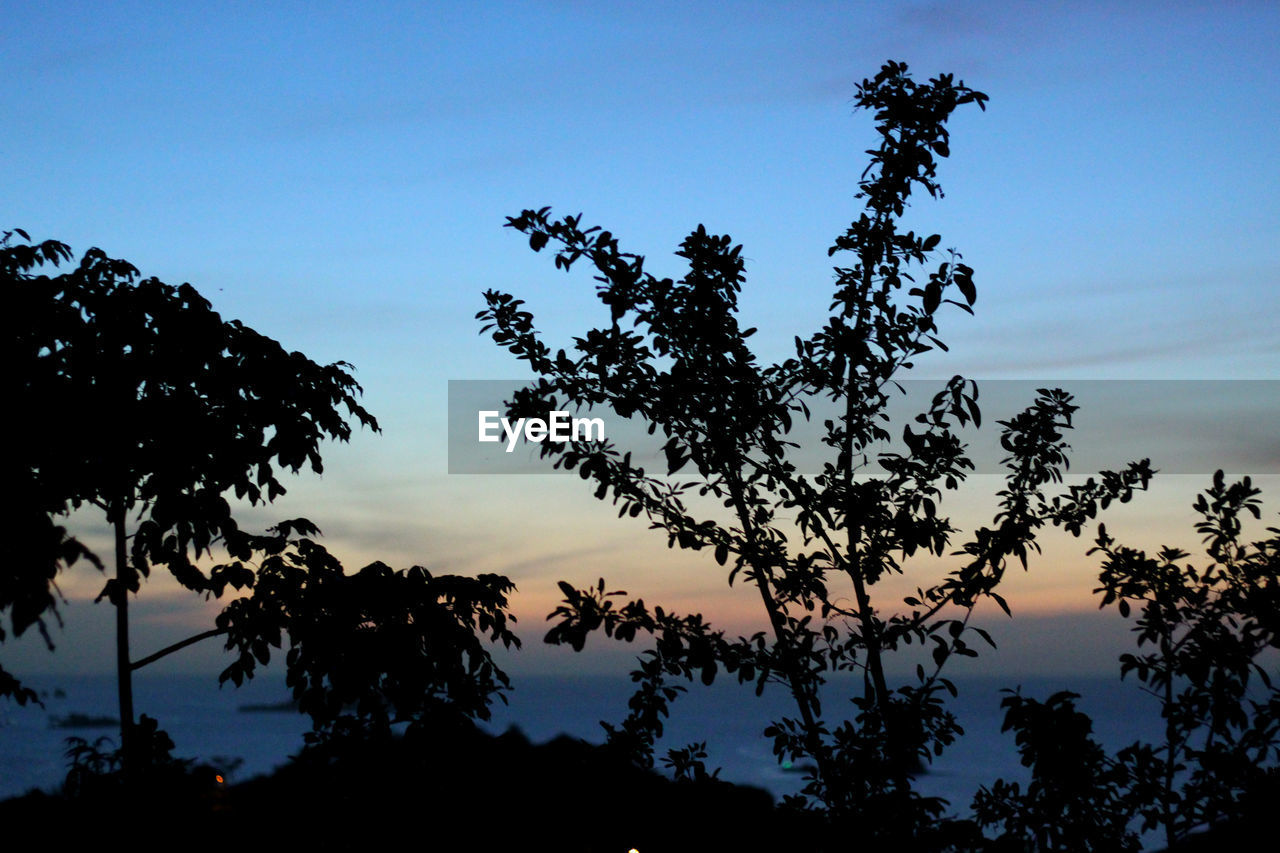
[131,628,228,671]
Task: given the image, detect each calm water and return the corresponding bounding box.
[484,672,1167,809]
[2,669,1164,815]
[0,672,311,798]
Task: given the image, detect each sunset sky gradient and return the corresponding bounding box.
[5,1,1277,679]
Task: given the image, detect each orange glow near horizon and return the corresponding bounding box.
[24,472,1276,678]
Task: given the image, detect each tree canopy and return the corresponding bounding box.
[3,227,377,763]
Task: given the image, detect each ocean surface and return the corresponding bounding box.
[2,670,1168,837]
[485,672,1169,812]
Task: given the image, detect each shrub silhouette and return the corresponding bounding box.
[972,473,1280,850]
[211,529,520,741]
[1096,472,1280,848]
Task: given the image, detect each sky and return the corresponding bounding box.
[5,0,1278,681]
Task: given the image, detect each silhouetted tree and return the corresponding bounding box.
[3,229,100,705]
[1093,472,1280,848]
[478,61,1152,842]
[5,228,378,771]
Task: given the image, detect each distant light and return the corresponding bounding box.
[215,774,225,784]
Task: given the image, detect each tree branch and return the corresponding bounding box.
[131,628,228,671]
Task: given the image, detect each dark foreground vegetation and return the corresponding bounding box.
[2,720,801,853]
[6,59,1278,852]
[3,717,1276,853]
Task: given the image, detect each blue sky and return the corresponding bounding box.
[5,1,1278,677]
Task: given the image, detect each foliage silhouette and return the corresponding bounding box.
[971,473,1280,850]
[3,717,820,853]
[971,690,1141,851]
[61,714,226,801]
[1094,471,1280,847]
[2,228,101,705]
[478,60,1153,841]
[4,228,379,771]
[209,527,521,741]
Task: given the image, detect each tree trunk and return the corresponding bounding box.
[112,503,135,778]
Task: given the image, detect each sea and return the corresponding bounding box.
[1,670,1168,840]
